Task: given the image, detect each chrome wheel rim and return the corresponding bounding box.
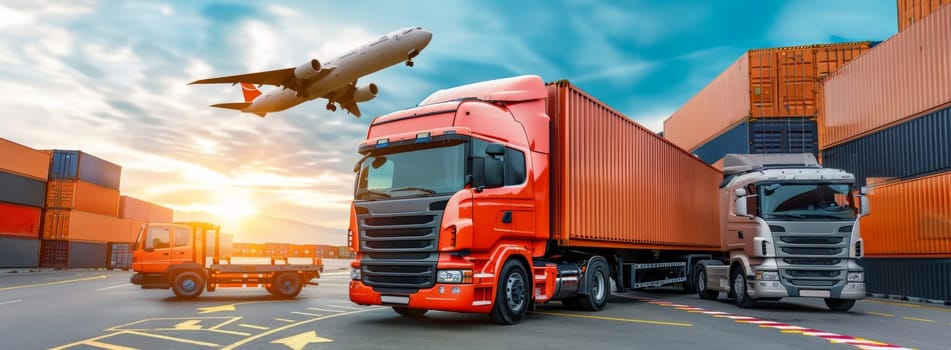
[505,272,525,311]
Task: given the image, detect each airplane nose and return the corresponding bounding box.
[418,29,433,46]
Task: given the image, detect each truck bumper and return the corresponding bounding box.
[349,280,495,313]
[749,280,865,300]
[130,272,169,289]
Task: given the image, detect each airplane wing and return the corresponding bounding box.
[189,66,336,89]
[324,83,362,118]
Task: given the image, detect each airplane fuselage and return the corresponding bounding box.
[245,28,432,114]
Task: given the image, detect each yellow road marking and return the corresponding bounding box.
[290,311,322,317]
[50,332,129,350]
[173,320,202,330]
[197,300,289,314]
[902,316,936,323]
[84,340,139,350]
[781,330,804,333]
[122,330,219,347]
[867,311,894,317]
[270,331,333,349]
[864,299,951,312]
[275,318,297,323]
[238,324,269,330]
[306,307,342,313]
[220,308,383,350]
[532,311,692,327]
[108,317,240,331]
[0,275,106,291]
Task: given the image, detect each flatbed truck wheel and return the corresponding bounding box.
[171,271,205,299]
[489,260,530,325]
[392,307,428,318]
[270,272,303,298]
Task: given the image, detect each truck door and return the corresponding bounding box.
[139,225,172,273]
[471,141,535,248]
[169,225,195,265]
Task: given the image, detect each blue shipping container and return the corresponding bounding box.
[0,237,40,268]
[860,258,951,303]
[692,117,817,164]
[49,150,122,190]
[0,170,46,207]
[821,105,951,187]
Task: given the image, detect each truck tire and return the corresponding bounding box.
[576,259,609,311]
[392,306,428,318]
[731,268,756,308]
[171,271,205,299]
[824,298,856,312]
[271,272,303,298]
[696,265,719,300]
[489,260,530,325]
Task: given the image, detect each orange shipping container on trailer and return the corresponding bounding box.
[665,42,870,152]
[46,180,120,217]
[860,171,951,258]
[821,5,951,149]
[898,0,951,31]
[42,209,138,242]
[0,138,51,181]
[547,81,722,250]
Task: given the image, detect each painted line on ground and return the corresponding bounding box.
[0,299,23,305]
[96,283,132,291]
[0,275,106,291]
[291,311,322,317]
[620,295,914,350]
[83,340,138,350]
[220,307,385,350]
[275,318,297,323]
[866,312,894,317]
[901,316,936,323]
[238,324,269,330]
[325,304,364,310]
[863,299,951,313]
[123,330,220,347]
[531,311,692,327]
[307,307,344,313]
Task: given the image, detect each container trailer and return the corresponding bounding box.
[346,76,869,324]
[130,222,323,299]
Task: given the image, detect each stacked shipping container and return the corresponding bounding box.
[663,42,870,164]
[0,138,50,267]
[820,5,951,302]
[897,0,951,32]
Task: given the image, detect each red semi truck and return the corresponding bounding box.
[347,76,722,324]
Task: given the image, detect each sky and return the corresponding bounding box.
[0,1,897,244]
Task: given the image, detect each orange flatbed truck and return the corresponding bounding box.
[348,76,725,324]
[130,222,323,299]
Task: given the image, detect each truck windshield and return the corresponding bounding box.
[758,183,856,221]
[355,143,466,200]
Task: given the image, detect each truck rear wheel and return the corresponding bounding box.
[392,307,428,318]
[696,265,718,300]
[731,268,756,308]
[576,259,609,311]
[489,260,529,325]
[171,271,205,299]
[824,298,856,312]
[270,272,303,298]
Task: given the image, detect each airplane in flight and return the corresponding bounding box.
[189,27,433,118]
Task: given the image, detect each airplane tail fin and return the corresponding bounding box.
[240,82,262,102]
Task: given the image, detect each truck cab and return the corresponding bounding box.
[695,154,868,311]
[131,222,323,299]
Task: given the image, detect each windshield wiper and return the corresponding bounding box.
[766,213,806,220]
[389,187,436,195]
[802,213,853,220]
[360,190,391,199]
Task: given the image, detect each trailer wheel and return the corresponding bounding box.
[696,265,719,300]
[824,298,856,312]
[576,259,609,311]
[171,271,205,299]
[489,260,530,325]
[731,268,756,308]
[392,306,428,318]
[270,272,303,298]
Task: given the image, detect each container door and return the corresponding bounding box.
[139,225,173,273]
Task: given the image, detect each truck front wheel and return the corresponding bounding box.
[489,260,530,325]
[824,298,856,312]
[171,271,205,299]
[731,268,756,308]
[270,272,303,298]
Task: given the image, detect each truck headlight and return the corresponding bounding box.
[350,267,362,281]
[847,272,864,282]
[436,269,473,284]
[756,271,779,281]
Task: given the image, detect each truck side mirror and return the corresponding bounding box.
[484,157,504,188]
[859,195,870,216]
[734,188,748,217]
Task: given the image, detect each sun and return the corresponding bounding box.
[208,194,258,222]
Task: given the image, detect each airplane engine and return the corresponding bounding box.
[293,59,322,80]
[353,83,379,102]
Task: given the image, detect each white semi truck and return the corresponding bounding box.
[694,154,868,311]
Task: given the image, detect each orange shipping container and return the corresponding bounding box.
[46,180,120,216]
[119,196,174,223]
[860,171,951,257]
[149,203,173,223]
[821,5,951,149]
[42,209,138,242]
[898,0,951,31]
[547,81,722,250]
[665,42,870,152]
[0,137,50,181]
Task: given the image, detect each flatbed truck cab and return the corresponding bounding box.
[130,221,323,299]
[694,154,868,311]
